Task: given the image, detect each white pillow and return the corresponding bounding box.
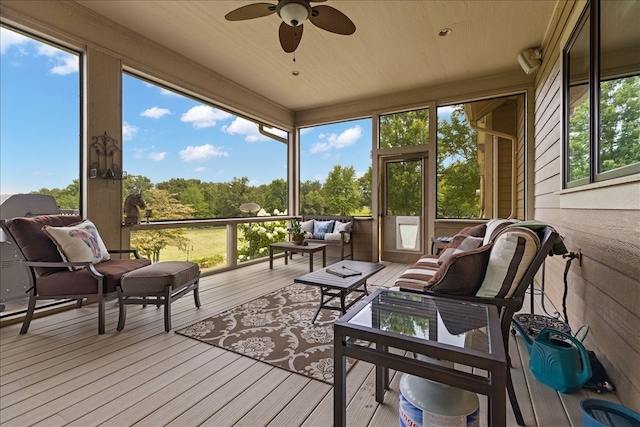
[43,220,111,270]
[333,220,352,242]
[300,219,314,234]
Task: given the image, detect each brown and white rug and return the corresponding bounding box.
[176,283,377,384]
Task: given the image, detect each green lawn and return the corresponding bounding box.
[159,227,228,263]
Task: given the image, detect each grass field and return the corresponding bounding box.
[155,227,229,263]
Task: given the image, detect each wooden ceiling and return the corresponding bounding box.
[77,1,558,113]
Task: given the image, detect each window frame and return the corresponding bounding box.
[562,0,640,188]
[0,23,84,213]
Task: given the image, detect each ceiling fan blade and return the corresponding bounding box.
[310,5,355,35]
[225,3,276,21]
[279,21,303,53]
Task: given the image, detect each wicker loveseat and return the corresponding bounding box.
[0,214,151,334]
[299,215,354,260]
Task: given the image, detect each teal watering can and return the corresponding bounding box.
[513,323,592,393]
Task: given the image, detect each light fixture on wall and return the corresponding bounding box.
[89,132,127,182]
[518,48,542,75]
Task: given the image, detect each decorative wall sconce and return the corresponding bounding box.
[89,132,127,182]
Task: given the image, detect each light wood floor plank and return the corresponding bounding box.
[201,368,293,427]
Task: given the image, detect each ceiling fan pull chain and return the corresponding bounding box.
[293,51,296,62]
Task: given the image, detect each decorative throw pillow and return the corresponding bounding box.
[333,220,353,242]
[313,220,334,239]
[461,223,486,237]
[42,220,110,270]
[476,227,540,298]
[300,219,314,234]
[437,234,484,265]
[426,243,493,295]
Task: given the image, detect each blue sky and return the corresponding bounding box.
[1,27,372,195]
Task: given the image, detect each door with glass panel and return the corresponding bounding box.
[381,156,425,263]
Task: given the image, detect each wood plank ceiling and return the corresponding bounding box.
[77,1,558,112]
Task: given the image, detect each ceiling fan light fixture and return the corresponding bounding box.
[278,1,310,27]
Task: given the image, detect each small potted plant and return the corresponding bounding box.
[289,220,305,245]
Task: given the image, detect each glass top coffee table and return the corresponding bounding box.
[293,260,385,323]
[334,288,507,427]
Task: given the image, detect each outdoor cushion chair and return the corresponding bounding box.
[395,222,565,426]
[0,214,150,334]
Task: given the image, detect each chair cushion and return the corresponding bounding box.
[483,218,519,245]
[4,215,82,276]
[394,263,440,290]
[120,261,199,294]
[437,234,484,264]
[476,227,540,298]
[36,258,151,296]
[427,243,493,295]
[43,220,111,269]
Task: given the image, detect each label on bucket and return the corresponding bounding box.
[399,392,479,427]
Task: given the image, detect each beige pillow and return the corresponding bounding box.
[476,227,540,298]
[43,220,110,270]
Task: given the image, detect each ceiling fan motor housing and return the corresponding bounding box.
[277,0,311,26]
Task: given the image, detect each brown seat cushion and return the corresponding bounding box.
[120,261,199,294]
[36,258,151,296]
[4,215,82,276]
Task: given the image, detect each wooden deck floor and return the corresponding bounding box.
[0,254,620,426]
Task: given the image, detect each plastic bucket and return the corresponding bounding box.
[580,399,640,427]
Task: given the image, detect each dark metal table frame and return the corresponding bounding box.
[334,289,507,427]
[294,260,385,323]
[268,241,327,272]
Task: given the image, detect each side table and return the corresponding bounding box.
[334,289,507,427]
[268,241,327,272]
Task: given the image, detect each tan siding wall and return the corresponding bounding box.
[534,0,640,410]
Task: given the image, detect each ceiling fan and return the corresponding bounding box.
[225,0,356,53]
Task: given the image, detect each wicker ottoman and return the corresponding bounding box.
[117,261,200,332]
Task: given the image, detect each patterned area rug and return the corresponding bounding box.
[176,283,376,384]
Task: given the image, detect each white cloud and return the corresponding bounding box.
[179,144,229,162]
[148,152,167,161]
[141,106,171,119]
[310,125,361,154]
[36,43,78,75]
[222,117,287,142]
[180,105,232,129]
[1,28,31,54]
[132,148,145,159]
[1,28,77,74]
[122,122,139,141]
[195,167,206,172]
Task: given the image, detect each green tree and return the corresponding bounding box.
[130,189,194,262]
[599,76,640,172]
[32,179,79,210]
[180,185,210,218]
[323,165,361,215]
[358,167,372,209]
[123,174,153,195]
[379,108,429,148]
[213,177,257,217]
[262,178,287,213]
[437,105,480,218]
